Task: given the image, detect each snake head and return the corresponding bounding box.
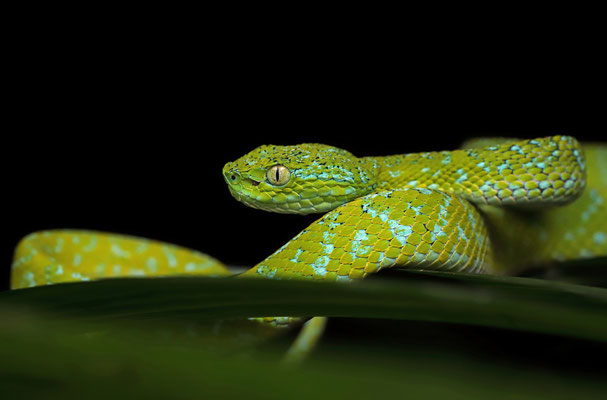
[223,144,379,214]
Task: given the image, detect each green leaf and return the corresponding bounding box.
[2,269,607,399]
[2,270,607,341]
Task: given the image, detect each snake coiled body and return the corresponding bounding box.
[11,136,607,290]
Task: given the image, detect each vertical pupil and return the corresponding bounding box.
[275,168,280,182]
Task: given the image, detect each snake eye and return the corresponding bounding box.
[267,165,291,186]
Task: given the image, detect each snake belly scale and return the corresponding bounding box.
[10,136,607,330]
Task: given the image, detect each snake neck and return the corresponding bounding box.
[363,135,586,208]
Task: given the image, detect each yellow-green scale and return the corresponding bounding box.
[11,231,230,289]
[478,144,607,272]
[370,135,585,206]
[242,136,603,280]
[243,187,493,281]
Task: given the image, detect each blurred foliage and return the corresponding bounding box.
[1,260,607,399]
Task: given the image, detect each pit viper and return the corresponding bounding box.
[10,136,607,358]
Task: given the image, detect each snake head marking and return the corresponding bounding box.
[223,143,379,214]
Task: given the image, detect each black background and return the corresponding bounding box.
[3,21,605,290]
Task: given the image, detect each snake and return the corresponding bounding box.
[9,136,607,356]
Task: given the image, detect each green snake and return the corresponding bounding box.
[10,136,607,347]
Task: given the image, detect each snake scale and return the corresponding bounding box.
[10,136,607,338]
